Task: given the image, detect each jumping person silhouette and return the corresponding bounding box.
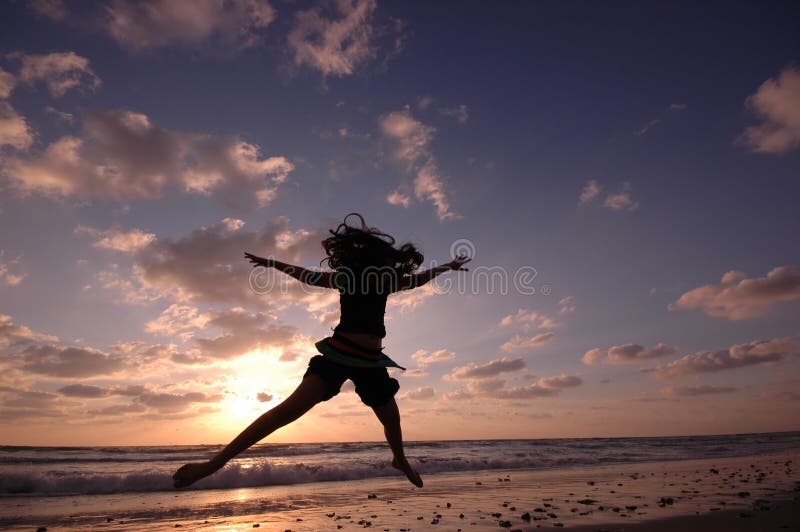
[173,213,470,489]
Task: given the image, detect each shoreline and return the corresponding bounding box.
[1,449,798,531]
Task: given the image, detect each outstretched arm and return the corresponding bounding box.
[244,252,335,288]
[397,254,470,290]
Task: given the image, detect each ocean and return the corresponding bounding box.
[3,431,799,497]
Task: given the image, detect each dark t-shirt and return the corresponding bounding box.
[331,267,401,338]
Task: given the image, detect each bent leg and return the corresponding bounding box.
[174,374,329,488]
[372,399,423,488]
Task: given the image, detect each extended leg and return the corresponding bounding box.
[173,374,329,488]
[372,398,423,487]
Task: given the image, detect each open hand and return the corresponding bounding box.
[244,252,272,267]
[446,254,471,271]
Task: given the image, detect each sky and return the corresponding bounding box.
[0,0,799,446]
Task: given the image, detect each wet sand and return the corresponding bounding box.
[7,449,798,531]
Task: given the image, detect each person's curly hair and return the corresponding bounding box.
[321,213,423,275]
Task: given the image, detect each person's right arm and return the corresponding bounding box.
[244,253,336,288]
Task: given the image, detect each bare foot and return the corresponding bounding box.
[392,457,423,488]
[173,461,217,488]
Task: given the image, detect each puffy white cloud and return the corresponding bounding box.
[145,304,211,336]
[669,265,800,320]
[402,386,435,400]
[8,51,100,97]
[104,0,275,51]
[647,337,797,378]
[380,109,435,165]
[446,357,525,380]
[410,348,455,367]
[4,110,293,205]
[499,308,558,331]
[379,108,458,220]
[500,332,555,352]
[287,0,377,77]
[128,217,324,306]
[0,102,34,150]
[738,67,800,153]
[453,373,582,400]
[582,342,678,365]
[386,188,411,208]
[76,225,157,253]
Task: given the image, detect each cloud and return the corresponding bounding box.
[410,348,455,367]
[128,217,324,306]
[670,103,687,111]
[647,337,797,378]
[104,0,275,51]
[737,67,800,153]
[17,344,127,378]
[28,0,69,21]
[439,104,469,124]
[661,385,737,397]
[635,119,660,136]
[582,342,678,365]
[386,187,411,208]
[8,51,100,97]
[0,314,58,345]
[4,110,293,206]
[76,225,157,253]
[761,390,800,401]
[0,102,34,150]
[413,159,455,221]
[603,182,639,212]
[58,383,111,398]
[145,304,211,337]
[459,373,582,400]
[0,250,27,286]
[499,308,558,331]
[287,0,377,78]
[380,109,435,164]
[0,67,16,99]
[43,105,75,123]
[558,296,575,315]
[402,386,435,400]
[579,180,639,212]
[500,332,555,352]
[135,390,222,413]
[669,265,800,320]
[256,392,274,402]
[379,108,458,220]
[578,180,601,205]
[446,357,525,380]
[193,307,297,360]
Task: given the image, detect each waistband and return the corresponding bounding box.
[315,336,406,370]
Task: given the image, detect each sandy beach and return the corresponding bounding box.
[3,449,796,531]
